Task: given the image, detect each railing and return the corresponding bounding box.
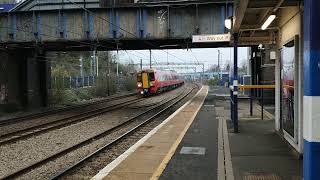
[230,84,275,132]
[238,85,275,120]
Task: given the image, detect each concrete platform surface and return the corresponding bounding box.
[159,91,219,180]
[91,86,208,180]
[217,87,303,180]
[229,119,302,180]
[90,86,302,180]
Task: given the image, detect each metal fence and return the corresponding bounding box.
[51,76,95,89]
[51,75,136,91]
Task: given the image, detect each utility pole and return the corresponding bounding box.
[218,49,221,79]
[167,49,169,66]
[90,53,93,76]
[96,56,99,77]
[106,53,110,96]
[149,49,152,69]
[92,49,97,84]
[116,51,119,77]
[202,64,205,84]
[79,55,83,77]
[116,51,119,92]
[140,59,142,70]
[116,62,119,77]
[79,55,84,87]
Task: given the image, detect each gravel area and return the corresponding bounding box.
[62,84,199,179]
[0,92,135,122]
[18,85,196,180]
[0,96,139,136]
[0,85,192,179]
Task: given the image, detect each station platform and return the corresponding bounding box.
[91,86,302,180]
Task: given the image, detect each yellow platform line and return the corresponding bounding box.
[150,87,208,180]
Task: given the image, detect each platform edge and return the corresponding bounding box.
[91,86,204,180]
[150,86,208,180]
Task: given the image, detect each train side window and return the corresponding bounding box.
[149,73,155,81]
[137,74,142,82]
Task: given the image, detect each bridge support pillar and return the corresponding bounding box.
[26,48,50,107]
[303,1,320,179]
[0,48,50,109]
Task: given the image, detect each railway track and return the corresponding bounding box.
[0,97,144,146]
[50,85,198,179]
[0,93,136,127]
[1,85,198,180]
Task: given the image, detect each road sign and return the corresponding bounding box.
[192,34,231,43]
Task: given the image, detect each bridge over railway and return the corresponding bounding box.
[0,0,301,109]
[0,0,235,109]
[2,0,320,179]
[1,1,233,50]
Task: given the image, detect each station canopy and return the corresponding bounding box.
[233,0,301,45]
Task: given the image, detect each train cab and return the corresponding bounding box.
[137,70,156,95]
[137,69,184,96]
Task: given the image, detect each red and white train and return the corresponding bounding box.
[136,69,184,95]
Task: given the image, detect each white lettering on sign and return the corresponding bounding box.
[192,34,231,43]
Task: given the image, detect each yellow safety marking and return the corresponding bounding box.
[240,85,275,89]
[150,87,208,180]
[142,72,149,88]
[230,85,275,89]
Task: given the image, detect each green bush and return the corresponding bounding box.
[73,88,93,100]
[49,88,65,104]
[92,76,117,97]
[123,76,136,91]
[63,90,80,103]
[49,75,131,105]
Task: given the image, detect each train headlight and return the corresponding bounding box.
[137,82,142,87]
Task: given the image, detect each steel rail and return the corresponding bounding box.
[0,93,137,126]
[1,85,194,180]
[0,97,143,146]
[50,86,196,180]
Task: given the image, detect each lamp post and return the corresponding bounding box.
[225,16,238,133]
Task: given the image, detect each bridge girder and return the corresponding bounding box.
[0,3,233,51]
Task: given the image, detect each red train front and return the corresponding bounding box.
[136,69,184,96]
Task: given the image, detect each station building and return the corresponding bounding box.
[233,1,320,178]
[240,1,304,153]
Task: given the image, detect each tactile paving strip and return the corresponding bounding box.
[244,174,282,180]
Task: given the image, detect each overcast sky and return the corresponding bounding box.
[112,47,249,73]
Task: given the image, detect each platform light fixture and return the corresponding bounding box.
[261,15,276,30]
[224,16,233,30]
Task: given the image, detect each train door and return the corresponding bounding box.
[149,72,155,86]
[142,72,149,88]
